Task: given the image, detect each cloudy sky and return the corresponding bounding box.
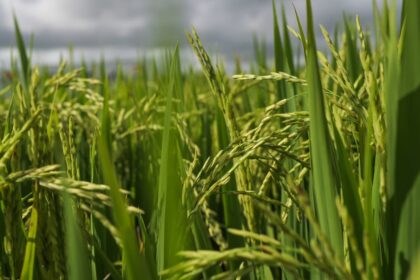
[0,0,396,67]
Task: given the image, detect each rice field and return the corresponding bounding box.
[0,0,419,279]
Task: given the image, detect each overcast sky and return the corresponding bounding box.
[0,0,398,67]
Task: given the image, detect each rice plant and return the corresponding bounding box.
[0,0,419,279]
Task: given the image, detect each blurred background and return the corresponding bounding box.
[0,0,399,70]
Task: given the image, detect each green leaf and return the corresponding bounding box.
[98,79,154,280]
[156,46,192,272]
[63,193,91,280]
[409,249,420,280]
[272,0,287,102]
[386,0,420,278]
[304,0,343,261]
[13,14,30,94]
[20,199,38,280]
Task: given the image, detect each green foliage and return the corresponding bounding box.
[0,1,419,279]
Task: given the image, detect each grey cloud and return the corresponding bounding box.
[0,0,189,47]
[0,0,401,64]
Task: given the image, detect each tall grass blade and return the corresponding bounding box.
[98,81,153,280]
[386,0,420,278]
[20,204,38,280]
[272,0,286,102]
[156,46,192,272]
[304,0,343,261]
[13,14,30,94]
[63,193,91,280]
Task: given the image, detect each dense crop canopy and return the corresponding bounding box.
[0,0,419,279]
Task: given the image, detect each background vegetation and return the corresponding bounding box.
[0,0,419,279]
